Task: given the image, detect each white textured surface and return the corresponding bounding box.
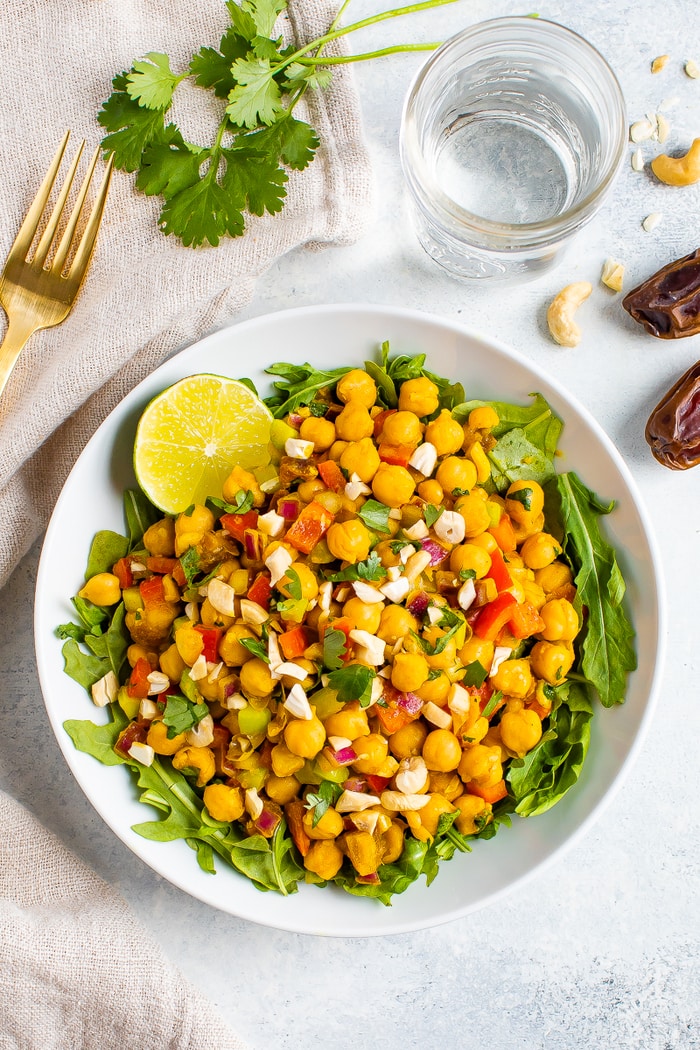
[2,0,699,1047]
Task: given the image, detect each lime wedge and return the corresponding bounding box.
[133,374,272,513]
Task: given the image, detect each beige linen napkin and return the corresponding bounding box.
[0,791,248,1050]
[0,0,373,588]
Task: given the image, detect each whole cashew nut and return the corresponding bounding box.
[546,281,593,348]
[651,138,700,186]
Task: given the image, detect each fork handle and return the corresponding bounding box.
[0,317,38,399]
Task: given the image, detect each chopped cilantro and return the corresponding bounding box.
[240,637,269,663]
[358,499,392,534]
[162,694,209,738]
[326,665,376,707]
[463,661,489,687]
[322,626,347,671]
[327,552,387,584]
[424,504,444,528]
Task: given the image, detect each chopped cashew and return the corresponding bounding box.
[651,138,700,186]
[601,258,625,293]
[684,59,700,79]
[546,282,593,348]
[395,756,429,794]
[380,790,431,812]
[629,118,656,143]
[630,148,645,172]
[651,54,669,74]
[642,212,663,232]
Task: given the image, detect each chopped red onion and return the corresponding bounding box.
[277,498,300,521]
[397,691,423,715]
[255,807,281,835]
[330,745,357,766]
[420,538,449,565]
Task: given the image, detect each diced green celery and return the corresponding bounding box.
[309,686,344,719]
[122,586,144,612]
[117,686,140,720]
[238,705,271,736]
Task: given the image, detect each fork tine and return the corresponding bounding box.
[10,130,71,262]
[65,152,113,282]
[52,143,101,275]
[33,140,85,268]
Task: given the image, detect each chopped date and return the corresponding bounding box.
[622,248,700,339]
[645,360,700,470]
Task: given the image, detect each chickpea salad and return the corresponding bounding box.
[58,345,637,903]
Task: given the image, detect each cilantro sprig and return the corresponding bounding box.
[98,0,458,247]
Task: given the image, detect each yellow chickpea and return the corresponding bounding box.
[391,652,430,692]
[174,504,215,555]
[450,543,492,579]
[336,369,377,408]
[172,745,216,787]
[334,401,374,441]
[78,572,121,606]
[339,436,381,483]
[343,596,382,634]
[454,492,491,538]
[398,376,440,417]
[468,406,500,431]
[219,623,256,666]
[424,410,464,457]
[146,720,187,756]
[240,658,275,698]
[414,794,455,839]
[458,744,502,787]
[283,712,326,758]
[280,562,318,600]
[458,635,494,669]
[329,440,349,462]
[529,641,575,685]
[142,516,176,556]
[415,671,451,704]
[304,839,345,879]
[489,658,533,698]
[299,415,336,451]
[372,464,416,508]
[381,822,405,864]
[377,604,418,644]
[470,531,498,554]
[159,643,186,684]
[324,703,370,741]
[303,806,344,840]
[453,793,493,835]
[174,623,205,666]
[422,729,462,772]
[505,480,545,526]
[222,465,263,508]
[271,743,305,777]
[381,410,423,447]
[417,479,444,504]
[499,709,543,756]
[539,598,579,641]
[388,721,428,759]
[352,732,389,774]
[436,456,477,495]
[420,627,458,671]
[535,560,574,594]
[520,532,562,571]
[326,519,372,563]
[203,783,245,822]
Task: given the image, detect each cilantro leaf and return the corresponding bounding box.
[327,552,387,584]
[326,665,376,707]
[158,174,245,247]
[281,567,302,600]
[240,637,270,662]
[189,30,251,98]
[135,142,204,198]
[358,499,392,534]
[245,116,319,170]
[162,694,210,738]
[424,504,444,528]
[222,144,287,215]
[227,57,284,128]
[98,74,176,172]
[304,781,342,826]
[126,53,182,110]
[322,626,346,671]
[463,660,489,687]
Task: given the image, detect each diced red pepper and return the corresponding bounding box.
[526,700,551,721]
[485,548,512,592]
[318,459,347,493]
[472,592,518,641]
[373,408,397,439]
[378,441,415,467]
[112,557,133,589]
[194,624,223,662]
[285,500,334,554]
[144,556,187,588]
[279,625,311,661]
[488,513,517,553]
[508,600,546,639]
[374,702,413,735]
[211,724,234,776]
[466,779,508,804]
[365,774,392,793]
[247,571,272,609]
[126,657,152,699]
[284,799,311,857]
[139,575,166,607]
[220,509,259,542]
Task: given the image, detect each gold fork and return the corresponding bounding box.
[0,131,113,399]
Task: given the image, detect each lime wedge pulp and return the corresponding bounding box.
[133,374,272,513]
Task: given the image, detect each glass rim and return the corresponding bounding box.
[399,16,628,249]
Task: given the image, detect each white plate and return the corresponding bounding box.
[35,304,665,936]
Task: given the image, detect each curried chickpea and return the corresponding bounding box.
[336,369,377,408]
[147,719,186,756]
[529,640,575,685]
[458,744,502,787]
[388,720,428,759]
[343,596,382,634]
[415,670,451,704]
[78,572,121,606]
[453,793,492,835]
[391,652,430,692]
[417,478,444,504]
[240,658,275,698]
[326,519,372,563]
[299,415,336,451]
[489,658,533,699]
[520,531,562,571]
[334,401,375,442]
[499,709,542,756]
[467,405,500,431]
[143,516,176,557]
[414,793,455,839]
[304,839,345,880]
[352,732,389,774]
[265,774,301,805]
[380,410,423,447]
[398,376,440,417]
[504,480,544,526]
[539,598,579,641]
[371,463,416,508]
[339,436,381,483]
[219,623,256,666]
[203,783,245,822]
[422,729,462,772]
[436,456,477,495]
[279,561,319,600]
[303,806,344,840]
[535,560,574,594]
[450,542,492,579]
[424,410,464,457]
[458,635,494,669]
[454,491,491,538]
[323,703,370,741]
[283,712,326,758]
[174,504,216,555]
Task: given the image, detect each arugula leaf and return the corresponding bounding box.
[551,472,637,707]
[124,488,160,549]
[326,665,376,707]
[327,551,387,584]
[304,780,342,826]
[322,626,347,671]
[85,531,128,579]
[263,361,351,417]
[60,602,129,688]
[357,499,392,534]
[63,717,125,766]
[463,660,489,687]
